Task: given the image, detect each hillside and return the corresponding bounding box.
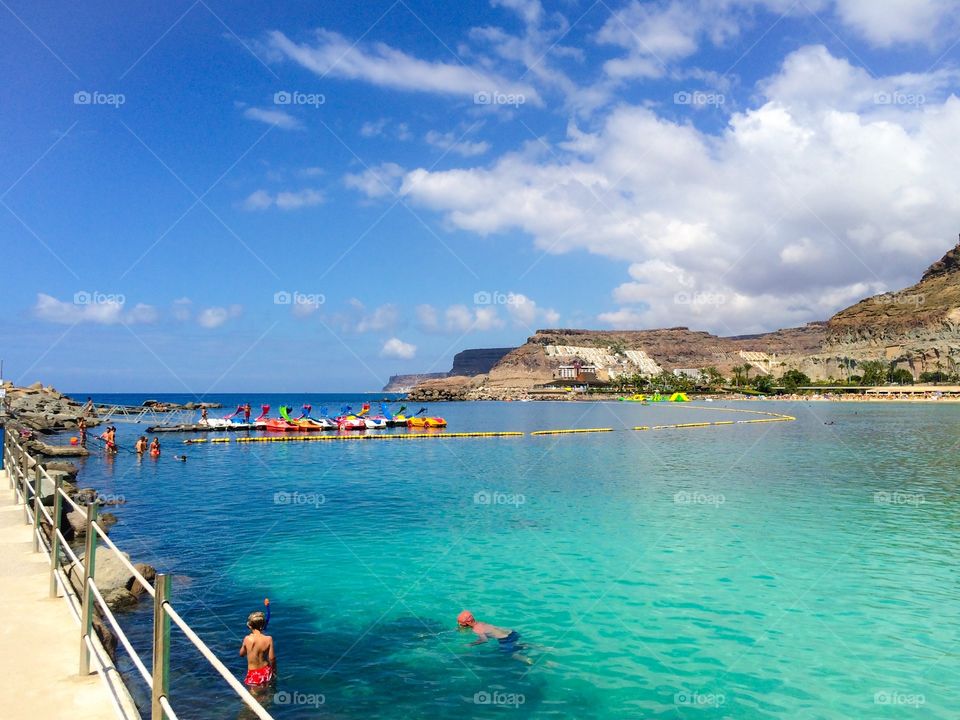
[408,237,960,399]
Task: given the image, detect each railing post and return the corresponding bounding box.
[32,463,42,552]
[19,445,29,521]
[49,477,63,597]
[152,574,171,720]
[79,501,99,675]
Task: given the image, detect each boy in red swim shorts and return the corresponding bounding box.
[240,608,275,686]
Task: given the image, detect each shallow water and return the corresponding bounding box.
[73,397,960,718]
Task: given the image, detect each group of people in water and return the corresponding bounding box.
[83,424,163,458]
[239,606,528,692]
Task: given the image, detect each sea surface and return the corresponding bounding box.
[66,395,959,718]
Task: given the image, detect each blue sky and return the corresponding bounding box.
[2,0,959,392]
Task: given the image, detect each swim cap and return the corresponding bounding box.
[457,610,475,626]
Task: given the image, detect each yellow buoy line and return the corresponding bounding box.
[530,427,614,436]
[183,407,795,445]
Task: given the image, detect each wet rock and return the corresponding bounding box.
[127,563,157,597]
[103,588,138,612]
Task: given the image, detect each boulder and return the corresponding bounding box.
[45,460,79,476]
[69,547,136,596]
[66,509,88,538]
[103,588,138,612]
[127,563,157,597]
[93,614,117,661]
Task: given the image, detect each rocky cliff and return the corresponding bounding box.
[384,348,516,391]
[450,348,514,375]
[383,373,448,392]
[409,237,960,398]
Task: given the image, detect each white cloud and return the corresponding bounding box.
[425,130,491,157]
[834,0,956,46]
[243,188,324,210]
[243,106,303,130]
[344,162,405,198]
[417,303,505,333]
[197,305,242,329]
[360,119,412,141]
[268,29,540,104]
[368,46,960,334]
[33,293,157,325]
[356,303,399,333]
[505,293,559,328]
[381,337,417,360]
[415,304,440,332]
[329,299,399,334]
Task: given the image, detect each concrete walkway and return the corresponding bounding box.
[0,468,134,719]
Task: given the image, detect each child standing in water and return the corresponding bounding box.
[240,609,276,686]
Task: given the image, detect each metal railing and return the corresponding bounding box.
[90,404,196,426]
[3,428,274,720]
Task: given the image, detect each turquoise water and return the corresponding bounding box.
[72,398,960,718]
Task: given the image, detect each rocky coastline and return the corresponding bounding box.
[2,385,159,661]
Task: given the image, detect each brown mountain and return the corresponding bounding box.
[409,238,960,399]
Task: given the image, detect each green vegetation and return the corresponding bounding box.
[780,369,811,392]
[859,360,888,386]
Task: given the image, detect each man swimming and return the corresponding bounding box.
[457,610,528,660]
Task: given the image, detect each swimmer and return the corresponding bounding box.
[457,610,532,664]
[240,606,276,687]
[173,454,187,462]
[149,437,161,456]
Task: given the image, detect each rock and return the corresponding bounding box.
[127,563,157,597]
[103,588,138,612]
[28,381,43,391]
[92,614,117,661]
[69,547,135,596]
[74,488,99,505]
[45,460,79,476]
[66,509,89,537]
[99,513,117,531]
[24,438,89,457]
